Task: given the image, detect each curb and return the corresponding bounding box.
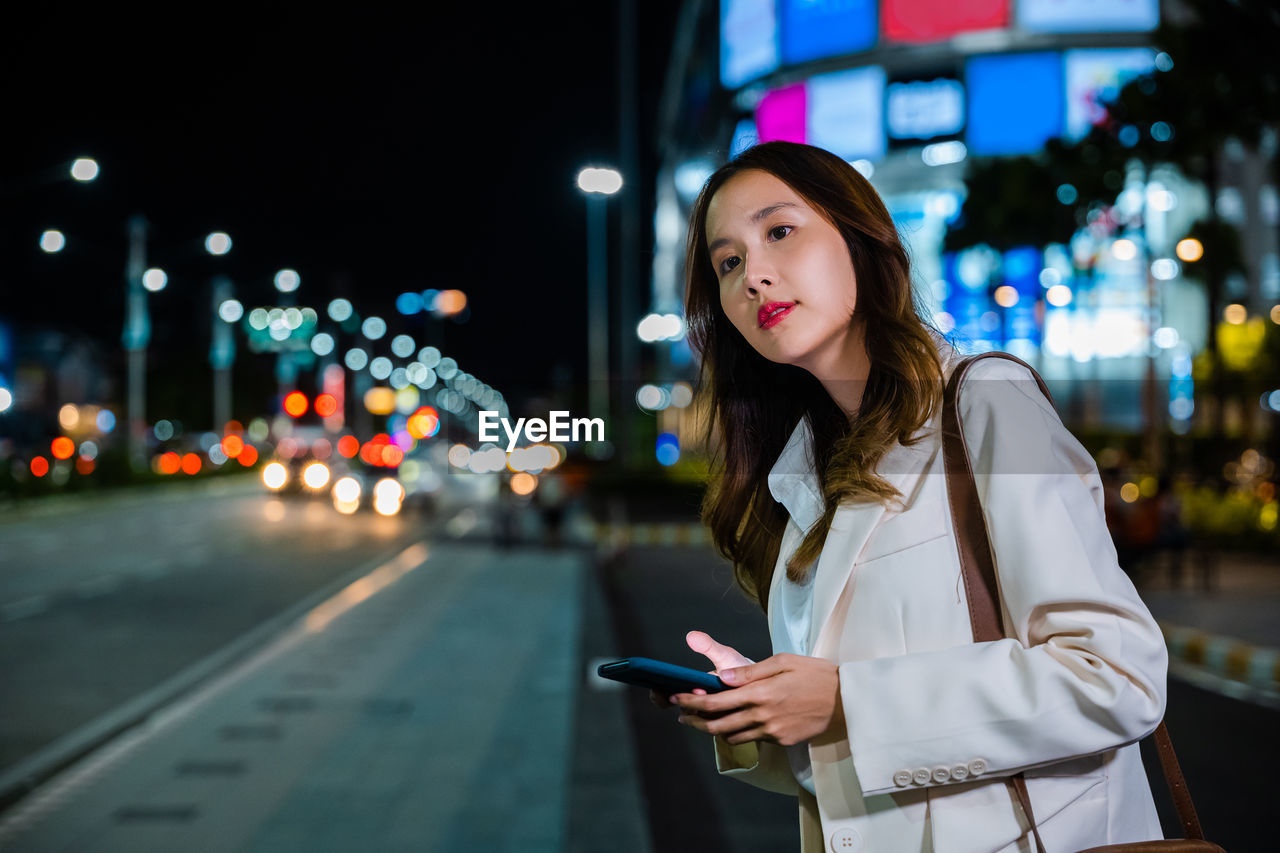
[1158,620,1280,698]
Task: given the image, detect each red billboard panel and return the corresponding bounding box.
[882,0,1008,44]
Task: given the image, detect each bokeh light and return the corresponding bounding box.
[30,457,50,477]
[50,437,75,460]
[1223,304,1247,325]
[143,268,168,292]
[40,230,65,253]
[158,451,181,475]
[70,158,99,181]
[222,435,245,458]
[303,462,331,490]
[181,453,202,475]
[314,393,339,417]
[284,391,309,417]
[337,435,360,458]
[510,472,537,496]
[328,298,353,322]
[238,445,259,467]
[59,404,79,430]
[205,232,232,255]
[1175,238,1203,263]
[274,269,300,293]
[362,316,387,340]
[262,461,289,489]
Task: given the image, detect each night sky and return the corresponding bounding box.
[2,4,683,423]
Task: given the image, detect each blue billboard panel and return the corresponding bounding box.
[966,52,1064,156]
[807,65,886,162]
[779,0,877,65]
[721,0,780,89]
[1018,0,1158,33]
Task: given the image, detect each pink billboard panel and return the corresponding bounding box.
[755,83,807,145]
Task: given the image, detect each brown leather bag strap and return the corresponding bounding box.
[941,351,1206,847]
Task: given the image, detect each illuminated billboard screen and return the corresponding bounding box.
[887,76,965,142]
[779,0,877,65]
[721,0,780,89]
[882,0,1007,44]
[807,66,886,162]
[966,51,1064,156]
[1064,48,1157,140]
[1017,0,1159,33]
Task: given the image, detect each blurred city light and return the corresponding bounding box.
[344,348,369,371]
[262,461,288,490]
[636,384,669,411]
[205,232,232,255]
[1111,239,1137,261]
[59,404,79,430]
[448,444,472,468]
[154,420,175,441]
[993,285,1019,307]
[1056,184,1078,205]
[510,472,538,496]
[333,476,361,504]
[921,141,966,167]
[142,268,168,292]
[396,292,423,315]
[1271,305,1280,324]
[364,387,395,415]
[934,311,956,333]
[370,357,393,380]
[70,158,99,181]
[219,299,244,323]
[670,382,694,408]
[30,457,49,477]
[283,391,309,417]
[50,437,75,460]
[1046,284,1073,307]
[1153,327,1180,349]
[221,434,245,458]
[181,453,202,475]
[40,230,65,253]
[1224,304,1247,325]
[373,478,405,516]
[311,332,335,356]
[0,388,12,413]
[655,433,680,466]
[435,290,467,316]
[79,440,99,460]
[302,462,331,490]
[850,159,874,178]
[361,316,387,340]
[97,409,115,432]
[274,269,300,293]
[390,334,415,358]
[239,445,259,467]
[1151,258,1179,280]
[314,393,339,418]
[637,313,685,342]
[328,298,353,322]
[1175,238,1203,262]
[577,167,623,195]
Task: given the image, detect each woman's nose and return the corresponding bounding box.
[744,259,773,296]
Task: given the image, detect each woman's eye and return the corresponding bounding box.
[768,225,793,241]
[718,256,741,275]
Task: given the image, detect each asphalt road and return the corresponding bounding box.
[0,476,427,775]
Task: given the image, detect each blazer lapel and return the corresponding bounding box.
[807,430,941,654]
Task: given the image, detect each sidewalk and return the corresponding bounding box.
[0,540,648,852]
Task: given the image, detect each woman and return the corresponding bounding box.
[662,141,1168,852]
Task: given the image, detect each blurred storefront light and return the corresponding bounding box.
[1175,238,1203,262]
[1224,304,1247,325]
[1111,239,1137,261]
[577,167,623,195]
[205,232,232,255]
[1150,258,1179,280]
[70,158,99,181]
[1045,284,1072,307]
[328,298,353,322]
[274,269,300,293]
[143,268,168,292]
[39,230,65,253]
[921,141,966,167]
[1153,327,1180,349]
[219,299,244,323]
[362,316,387,340]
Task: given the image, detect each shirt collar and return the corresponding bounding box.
[767,417,824,533]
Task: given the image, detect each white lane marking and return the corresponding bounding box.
[2,595,49,622]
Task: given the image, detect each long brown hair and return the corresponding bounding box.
[685,141,943,609]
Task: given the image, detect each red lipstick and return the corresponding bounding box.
[758,302,795,329]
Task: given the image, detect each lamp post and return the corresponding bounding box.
[206,232,233,431]
[577,167,622,453]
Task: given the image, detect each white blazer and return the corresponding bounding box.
[714,351,1168,853]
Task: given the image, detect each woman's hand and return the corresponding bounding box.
[671,647,844,747]
[649,630,753,710]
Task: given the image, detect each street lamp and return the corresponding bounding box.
[577,166,622,449]
[207,233,234,432]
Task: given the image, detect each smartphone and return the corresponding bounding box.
[597,657,728,694]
